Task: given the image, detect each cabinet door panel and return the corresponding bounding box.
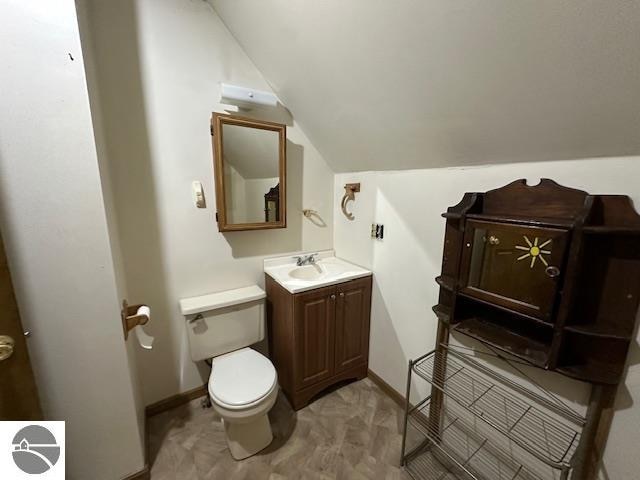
[294,286,335,390]
[335,277,372,374]
[460,220,569,320]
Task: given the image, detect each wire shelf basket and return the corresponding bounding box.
[405,398,544,480]
[401,348,586,480]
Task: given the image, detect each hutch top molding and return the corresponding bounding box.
[435,178,640,385]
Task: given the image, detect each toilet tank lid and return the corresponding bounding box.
[179,285,266,315]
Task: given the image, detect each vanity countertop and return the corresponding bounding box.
[264,250,372,294]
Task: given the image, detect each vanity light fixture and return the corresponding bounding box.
[220,83,279,109]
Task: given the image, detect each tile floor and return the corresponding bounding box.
[148,378,411,479]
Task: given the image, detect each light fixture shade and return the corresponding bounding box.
[220,83,279,108]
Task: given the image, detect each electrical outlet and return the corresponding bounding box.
[371,223,384,240]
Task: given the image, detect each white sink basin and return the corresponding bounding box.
[264,251,372,294]
[288,265,325,281]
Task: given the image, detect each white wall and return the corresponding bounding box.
[0,1,145,478]
[223,165,278,224]
[75,0,147,451]
[245,177,280,223]
[82,0,335,404]
[225,164,249,223]
[334,156,640,479]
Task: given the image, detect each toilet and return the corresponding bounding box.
[179,285,278,460]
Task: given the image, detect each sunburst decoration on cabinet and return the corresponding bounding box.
[515,236,552,268]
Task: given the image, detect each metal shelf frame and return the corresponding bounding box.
[405,398,546,480]
[401,347,586,480]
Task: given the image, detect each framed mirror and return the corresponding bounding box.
[211,113,286,232]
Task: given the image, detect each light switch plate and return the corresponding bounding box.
[371,223,384,240]
[192,181,206,208]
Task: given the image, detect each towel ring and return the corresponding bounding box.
[341,183,360,220]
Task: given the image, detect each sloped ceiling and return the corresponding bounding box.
[210,1,640,172]
[223,124,280,178]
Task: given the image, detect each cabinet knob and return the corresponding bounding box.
[545,266,561,278]
[339,292,345,297]
[488,235,500,245]
[330,294,336,300]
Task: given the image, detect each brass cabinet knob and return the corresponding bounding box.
[0,335,15,362]
[488,235,500,245]
[330,294,336,300]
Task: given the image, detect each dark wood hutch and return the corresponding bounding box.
[434,179,640,385]
[425,179,640,480]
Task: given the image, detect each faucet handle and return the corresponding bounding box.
[292,253,319,266]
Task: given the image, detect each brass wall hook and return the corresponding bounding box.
[341,183,360,220]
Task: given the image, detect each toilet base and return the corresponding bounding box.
[223,414,273,460]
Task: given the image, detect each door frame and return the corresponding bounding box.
[0,233,42,420]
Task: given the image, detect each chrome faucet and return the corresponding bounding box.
[293,253,318,266]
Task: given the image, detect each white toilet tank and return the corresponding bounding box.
[179,285,266,362]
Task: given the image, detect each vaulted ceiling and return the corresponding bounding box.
[210,1,640,172]
[223,123,280,179]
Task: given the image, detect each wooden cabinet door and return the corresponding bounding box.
[460,220,569,321]
[0,234,42,420]
[334,277,372,374]
[293,285,336,390]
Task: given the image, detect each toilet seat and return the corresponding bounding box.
[209,348,277,410]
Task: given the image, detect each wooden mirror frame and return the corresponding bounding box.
[211,113,287,232]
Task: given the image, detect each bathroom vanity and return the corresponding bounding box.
[264,253,372,410]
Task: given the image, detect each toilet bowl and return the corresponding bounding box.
[180,285,277,460]
[208,347,278,460]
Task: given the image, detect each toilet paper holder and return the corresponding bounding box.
[121,299,150,340]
